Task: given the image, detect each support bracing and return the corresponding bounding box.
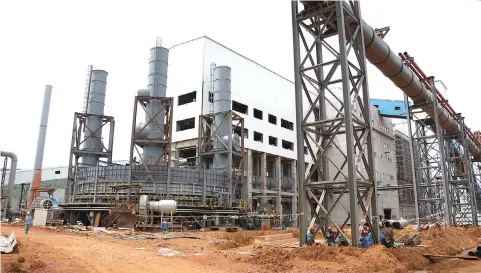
[292,1,378,246]
[198,110,244,207]
[129,96,173,196]
[66,112,115,203]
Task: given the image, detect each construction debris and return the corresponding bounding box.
[157,248,182,256]
[0,232,17,253]
[396,233,422,246]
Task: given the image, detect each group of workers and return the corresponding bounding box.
[306,221,398,249]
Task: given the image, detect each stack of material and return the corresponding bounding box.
[396,233,422,246]
[253,233,299,248]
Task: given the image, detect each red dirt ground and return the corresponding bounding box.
[1,224,480,273]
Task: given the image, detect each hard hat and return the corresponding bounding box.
[327,226,332,230]
[309,226,316,231]
[26,212,30,215]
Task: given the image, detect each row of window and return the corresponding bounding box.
[175,117,296,151]
[253,132,294,150]
[177,91,295,131]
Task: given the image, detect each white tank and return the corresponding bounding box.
[149,200,177,213]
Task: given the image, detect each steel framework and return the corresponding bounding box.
[66,112,115,202]
[198,110,245,207]
[291,1,378,246]
[129,96,173,195]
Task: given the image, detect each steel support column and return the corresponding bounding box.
[291,1,377,246]
[403,94,421,230]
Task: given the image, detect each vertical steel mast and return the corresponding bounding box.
[291,1,378,246]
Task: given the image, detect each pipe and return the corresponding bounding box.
[321,1,481,158]
[1,151,17,217]
[28,85,53,205]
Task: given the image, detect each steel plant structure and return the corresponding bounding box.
[291,1,480,246]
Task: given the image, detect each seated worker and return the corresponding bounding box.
[360,230,370,248]
[325,226,338,246]
[306,226,316,246]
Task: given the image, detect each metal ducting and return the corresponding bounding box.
[31,197,53,210]
[301,1,481,158]
[1,151,17,217]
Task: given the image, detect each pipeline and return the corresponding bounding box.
[0,151,17,217]
[335,1,481,158]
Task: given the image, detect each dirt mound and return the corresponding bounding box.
[291,245,362,262]
[387,247,429,270]
[422,226,479,255]
[249,248,294,272]
[215,230,297,249]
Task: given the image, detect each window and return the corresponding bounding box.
[208,92,213,103]
[234,126,248,139]
[269,136,278,146]
[232,100,248,114]
[55,170,61,175]
[254,108,263,120]
[282,140,294,150]
[281,119,294,131]
[176,117,195,131]
[268,114,277,125]
[178,91,196,106]
[394,106,401,111]
[254,131,263,142]
[304,146,309,155]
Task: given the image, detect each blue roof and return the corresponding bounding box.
[370,99,411,118]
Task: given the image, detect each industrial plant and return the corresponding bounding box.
[1,1,480,256]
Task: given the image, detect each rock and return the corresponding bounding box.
[17,256,25,263]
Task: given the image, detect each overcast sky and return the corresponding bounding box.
[1,0,480,169]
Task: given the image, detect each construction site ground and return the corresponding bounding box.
[1,224,480,273]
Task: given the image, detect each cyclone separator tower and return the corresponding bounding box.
[198,65,245,208]
[129,40,173,196]
[66,68,115,203]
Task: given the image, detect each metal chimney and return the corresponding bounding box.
[28,85,53,205]
[143,42,169,163]
[213,66,231,169]
[82,70,108,166]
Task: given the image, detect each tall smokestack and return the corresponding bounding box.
[82,70,108,166]
[28,85,53,205]
[143,40,169,163]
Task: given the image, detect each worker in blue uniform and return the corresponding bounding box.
[161,220,169,234]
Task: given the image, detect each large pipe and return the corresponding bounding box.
[212,66,232,169]
[28,85,52,205]
[143,44,169,164]
[300,1,481,158]
[1,151,17,217]
[82,70,108,166]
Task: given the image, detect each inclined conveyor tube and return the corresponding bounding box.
[331,1,481,157]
